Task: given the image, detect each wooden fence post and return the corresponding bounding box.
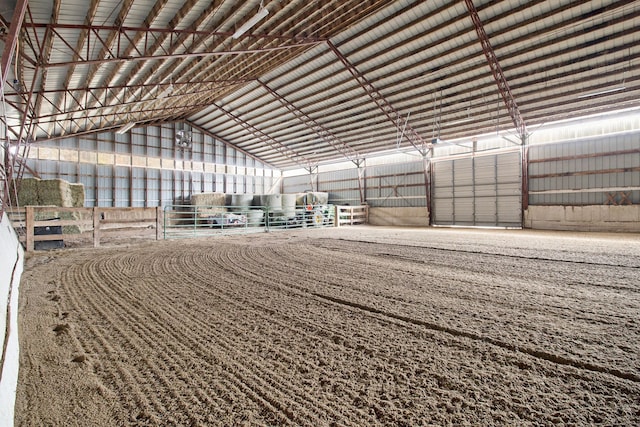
[93,207,100,248]
[25,206,34,252]
[156,206,164,240]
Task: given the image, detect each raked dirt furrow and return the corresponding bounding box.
[61,268,170,424]
[16,229,640,426]
[162,249,382,425]
[180,242,640,423]
[70,254,309,426]
[77,249,341,426]
[61,258,228,425]
[254,241,640,374]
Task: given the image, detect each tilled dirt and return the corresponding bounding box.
[14,226,640,426]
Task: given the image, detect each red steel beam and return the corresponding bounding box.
[464,0,527,140]
[37,41,322,68]
[22,23,325,43]
[1,0,28,82]
[257,79,361,163]
[212,102,310,169]
[327,40,431,154]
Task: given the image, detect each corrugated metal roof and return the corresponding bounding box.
[3,0,639,169]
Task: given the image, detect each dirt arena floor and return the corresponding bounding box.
[14,226,640,426]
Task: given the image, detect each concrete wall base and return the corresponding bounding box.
[524,205,640,232]
[368,207,429,227]
[0,214,24,427]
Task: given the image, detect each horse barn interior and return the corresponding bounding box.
[1,0,640,425]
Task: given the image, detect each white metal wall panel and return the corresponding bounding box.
[528,133,640,205]
[433,150,521,227]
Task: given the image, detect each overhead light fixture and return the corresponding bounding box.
[116,122,136,134]
[577,85,626,99]
[447,106,473,126]
[232,2,269,39]
[447,117,473,125]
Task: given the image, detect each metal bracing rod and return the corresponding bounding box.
[22,23,325,44]
[33,41,322,68]
[1,0,28,83]
[7,76,250,97]
[21,22,323,68]
[212,103,310,169]
[463,0,527,141]
[257,80,360,162]
[326,40,431,155]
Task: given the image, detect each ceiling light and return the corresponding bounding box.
[447,117,473,126]
[232,3,269,39]
[577,86,626,99]
[116,122,136,134]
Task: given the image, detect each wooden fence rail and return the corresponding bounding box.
[7,204,368,251]
[336,205,369,226]
[7,206,163,252]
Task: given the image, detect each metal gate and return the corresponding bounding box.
[432,150,522,227]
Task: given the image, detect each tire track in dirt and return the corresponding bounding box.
[292,241,637,358]
[328,237,640,269]
[172,245,564,424]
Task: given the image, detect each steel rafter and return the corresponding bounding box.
[20,23,324,68]
[1,0,28,82]
[257,80,360,164]
[327,40,431,155]
[464,0,527,141]
[212,103,311,169]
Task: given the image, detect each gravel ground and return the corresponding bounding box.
[14,226,640,426]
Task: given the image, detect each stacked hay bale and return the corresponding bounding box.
[257,194,282,214]
[281,194,297,218]
[296,191,329,207]
[18,178,86,233]
[190,192,227,226]
[230,194,254,208]
[19,178,85,208]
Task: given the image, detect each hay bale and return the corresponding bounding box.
[191,192,227,221]
[18,179,85,233]
[231,194,254,208]
[191,192,226,207]
[19,178,84,208]
[296,192,329,206]
[258,194,282,213]
[69,183,85,207]
[18,178,41,205]
[38,179,72,206]
[281,194,297,217]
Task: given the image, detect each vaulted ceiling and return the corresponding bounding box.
[2,0,639,169]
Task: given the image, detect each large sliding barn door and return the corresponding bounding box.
[432,150,522,227]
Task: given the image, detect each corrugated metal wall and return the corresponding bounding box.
[24,123,279,207]
[528,133,640,205]
[432,150,522,227]
[365,161,426,207]
[281,161,426,207]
